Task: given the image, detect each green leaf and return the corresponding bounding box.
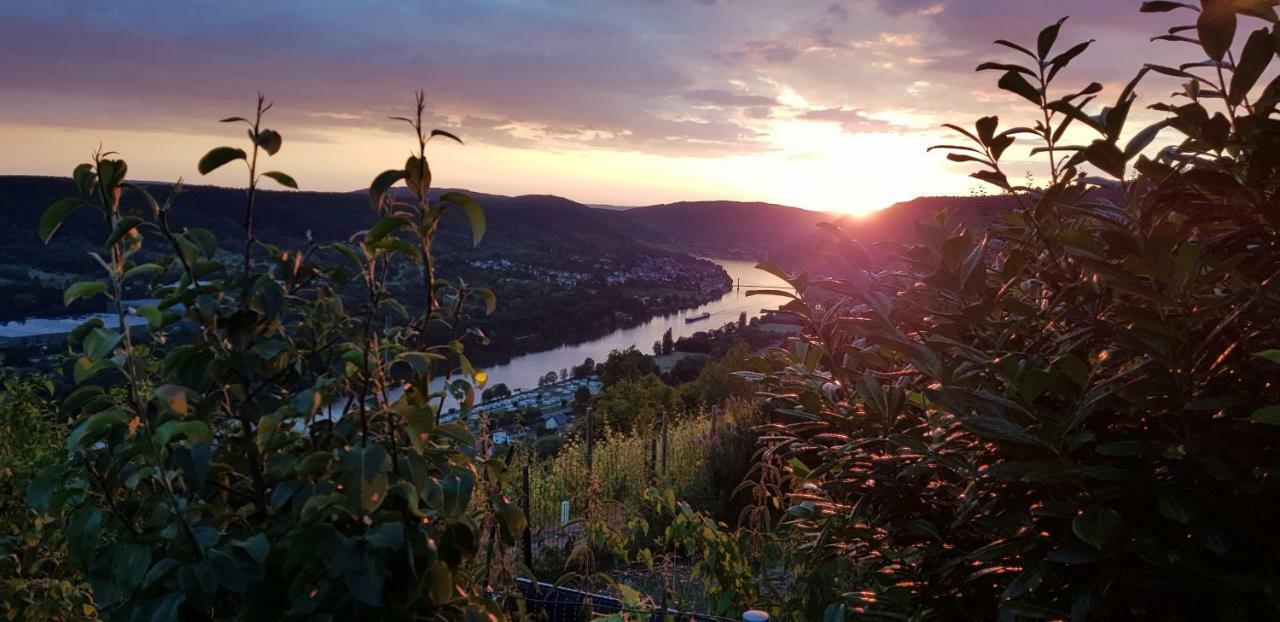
[494,496,528,545]
[66,505,103,565]
[105,215,144,248]
[1253,350,1280,364]
[138,305,163,329]
[68,410,129,448]
[113,542,152,590]
[431,129,465,144]
[233,534,269,566]
[1081,140,1127,178]
[1249,406,1280,424]
[154,420,211,445]
[442,470,475,518]
[342,444,389,513]
[72,163,96,196]
[1047,40,1094,80]
[366,215,412,244]
[1156,487,1193,524]
[40,197,88,243]
[83,328,123,360]
[1037,16,1068,59]
[369,169,407,210]
[297,451,336,478]
[197,146,247,175]
[123,263,164,282]
[261,170,298,188]
[97,159,127,190]
[254,129,283,155]
[1229,28,1274,105]
[474,287,497,315]
[404,155,430,197]
[1124,119,1174,159]
[1072,506,1126,550]
[153,384,189,415]
[1197,0,1238,62]
[1140,1,1198,12]
[26,463,67,510]
[440,191,485,246]
[64,281,107,306]
[73,356,117,385]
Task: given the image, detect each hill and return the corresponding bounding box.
[620,200,834,259]
[0,175,1009,328]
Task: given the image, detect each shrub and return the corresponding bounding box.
[27,93,523,620]
[728,6,1280,620]
[0,371,98,620]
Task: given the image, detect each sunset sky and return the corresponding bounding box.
[1,1,1189,214]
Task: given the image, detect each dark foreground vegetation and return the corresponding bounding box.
[4,2,1280,620]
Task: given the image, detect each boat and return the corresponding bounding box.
[685,312,711,323]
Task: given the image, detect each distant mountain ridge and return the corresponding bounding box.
[0,175,1009,272]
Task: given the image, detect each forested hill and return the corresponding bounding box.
[619,200,834,258]
[0,176,641,262]
[0,175,1007,322]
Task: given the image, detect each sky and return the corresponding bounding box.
[0,1,1195,214]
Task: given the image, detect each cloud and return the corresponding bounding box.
[873,0,943,17]
[798,107,898,133]
[684,88,779,108]
[0,0,1198,166]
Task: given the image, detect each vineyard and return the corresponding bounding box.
[520,398,758,546]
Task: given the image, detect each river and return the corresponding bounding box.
[458,258,792,394]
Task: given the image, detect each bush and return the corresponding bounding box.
[0,371,98,620]
[27,93,523,620]
[717,7,1280,620]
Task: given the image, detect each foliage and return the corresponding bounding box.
[0,371,99,620]
[590,375,679,433]
[676,342,754,409]
[26,93,524,620]
[724,5,1280,620]
[599,347,658,387]
[482,383,512,402]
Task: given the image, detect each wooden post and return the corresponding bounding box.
[661,410,669,475]
[584,406,593,474]
[647,438,657,486]
[521,461,533,572]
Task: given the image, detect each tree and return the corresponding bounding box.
[661,327,674,355]
[572,357,596,379]
[600,346,657,387]
[589,374,677,433]
[738,311,747,331]
[481,383,511,402]
[538,371,559,387]
[573,385,592,407]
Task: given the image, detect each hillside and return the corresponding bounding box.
[0,175,1008,326]
[620,200,834,258]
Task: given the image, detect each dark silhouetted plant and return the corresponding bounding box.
[29,94,521,620]
[681,3,1280,620]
